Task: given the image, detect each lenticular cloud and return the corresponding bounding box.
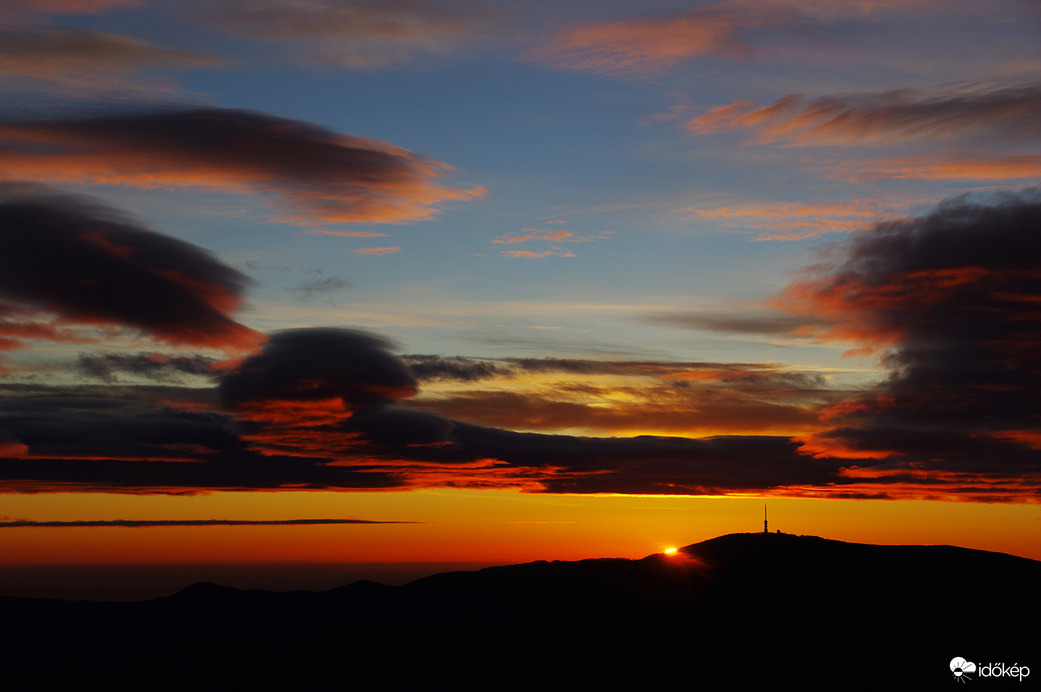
[0,185,259,349]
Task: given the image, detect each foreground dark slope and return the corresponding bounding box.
[2,533,1036,689]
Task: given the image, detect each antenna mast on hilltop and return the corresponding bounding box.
[764,504,768,534]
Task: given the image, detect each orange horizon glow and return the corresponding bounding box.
[1,490,1038,571]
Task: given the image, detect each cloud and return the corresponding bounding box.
[529,3,797,76]
[76,352,224,383]
[407,387,826,438]
[0,107,484,225]
[647,311,820,337]
[0,389,842,495]
[219,328,418,424]
[0,27,229,87]
[353,247,400,255]
[187,0,499,69]
[687,83,1041,146]
[0,395,407,492]
[304,229,389,238]
[775,193,1041,492]
[845,154,1041,181]
[503,357,775,376]
[403,357,835,438]
[6,305,1037,499]
[493,226,610,258]
[290,276,350,300]
[0,0,137,20]
[0,517,407,527]
[1,328,842,496]
[681,199,910,241]
[0,397,244,463]
[0,186,259,350]
[337,405,840,494]
[499,249,574,259]
[404,355,510,382]
[0,303,106,349]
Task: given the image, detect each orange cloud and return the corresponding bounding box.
[0,108,484,225]
[493,226,609,258]
[847,154,1041,181]
[353,246,400,255]
[688,83,1041,146]
[305,229,389,238]
[499,250,575,259]
[529,3,795,76]
[685,199,912,241]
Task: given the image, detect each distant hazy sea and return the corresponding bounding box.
[0,563,502,601]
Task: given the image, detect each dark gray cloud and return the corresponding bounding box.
[343,410,841,494]
[0,396,405,492]
[77,352,223,383]
[404,355,510,382]
[0,397,245,461]
[785,192,1041,497]
[9,262,1040,501]
[0,328,851,495]
[290,276,350,300]
[219,328,417,414]
[0,107,482,224]
[646,311,812,336]
[407,354,813,380]
[0,185,259,350]
[216,329,847,494]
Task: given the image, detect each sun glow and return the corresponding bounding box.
[663,547,678,555]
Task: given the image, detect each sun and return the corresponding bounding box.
[663,547,678,555]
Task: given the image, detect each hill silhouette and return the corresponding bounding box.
[1,533,1036,689]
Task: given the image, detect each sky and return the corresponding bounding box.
[1,0,1040,594]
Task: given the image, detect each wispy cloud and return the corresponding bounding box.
[75,352,227,384]
[0,517,412,527]
[845,154,1041,181]
[529,3,796,76]
[687,83,1041,146]
[353,246,400,256]
[681,198,911,241]
[289,276,350,300]
[187,0,500,70]
[0,27,229,89]
[0,0,138,21]
[493,225,610,258]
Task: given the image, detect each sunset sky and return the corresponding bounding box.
[1,0,1040,594]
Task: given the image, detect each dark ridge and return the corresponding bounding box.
[1,533,1036,689]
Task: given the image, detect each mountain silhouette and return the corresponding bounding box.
[1,533,1036,689]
